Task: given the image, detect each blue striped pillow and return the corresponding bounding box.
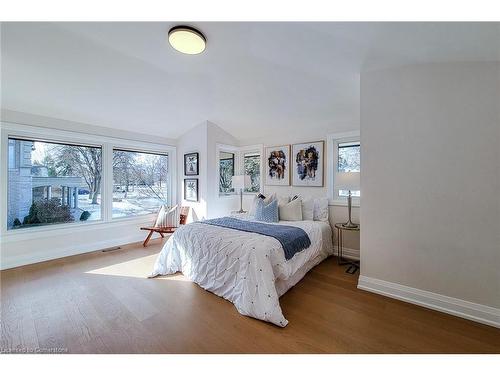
[254,198,279,223]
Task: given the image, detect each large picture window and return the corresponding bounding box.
[7,138,102,230]
[112,149,169,218]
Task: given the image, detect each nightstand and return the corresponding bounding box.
[334,223,360,274]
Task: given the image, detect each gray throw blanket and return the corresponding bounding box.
[199,217,311,260]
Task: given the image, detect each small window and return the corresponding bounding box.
[337,141,360,197]
[219,151,235,194]
[112,149,169,218]
[243,152,261,193]
[7,138,102,230]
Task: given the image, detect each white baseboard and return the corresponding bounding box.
[0,233,148,270]
[357,275,500,329]
[333,246,359,260]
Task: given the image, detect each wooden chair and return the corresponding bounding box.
[140,206,189,247]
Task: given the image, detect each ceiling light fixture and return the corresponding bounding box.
[168,25,206,55]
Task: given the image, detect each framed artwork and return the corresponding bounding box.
[184,152,199,176]
[184,178,199,202]
[265,145,290,186]
[292,141,324,187]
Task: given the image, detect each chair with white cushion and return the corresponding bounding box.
[140,205,189,247]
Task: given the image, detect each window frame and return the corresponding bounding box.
[239,144,263,195]
[111,147,170,219]
[327,131,361,207]
[216,144,239,197]
[216,143,263,198]
[0,122,176,240]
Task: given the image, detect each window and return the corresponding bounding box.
[112,149,169,218]
[337,141,360,197]
[243,152,260,193]
[7,138,102,230]
[328,132,360,204]
[219,151,235,194]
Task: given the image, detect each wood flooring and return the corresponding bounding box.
[1,239,499,353]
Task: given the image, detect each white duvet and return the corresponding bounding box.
[151,219,333,327]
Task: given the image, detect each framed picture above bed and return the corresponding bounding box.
[184,152,199,176]
[184,178,199,202]
[265,145,290,186]
[292,141,324,187]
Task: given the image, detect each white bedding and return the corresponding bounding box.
[151,219,333,327]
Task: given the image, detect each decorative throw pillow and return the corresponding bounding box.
[277,195,290,207]
[154,205,179,227]
[254,198,279,223]
[313,197,329,221]
[278,198,303,221]
[249,193,276,217]
[301,197,314,221]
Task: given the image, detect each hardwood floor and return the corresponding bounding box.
[1,239,499,354]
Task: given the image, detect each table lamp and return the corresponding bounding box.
[337,172,360,228]
[232,175,251,213]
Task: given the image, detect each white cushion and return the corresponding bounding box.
[301,197,314,220]
[277,195,290,207]
[313,197,329,221]
[278,198,303,221]
[154,205,179,227]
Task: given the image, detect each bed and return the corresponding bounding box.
[150,217,333,327]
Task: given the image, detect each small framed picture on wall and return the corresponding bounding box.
[184,178,199,202]
[184,152,199,176]
[265,145,290,186]
[292,141,324,187]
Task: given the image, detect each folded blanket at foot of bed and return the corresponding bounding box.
[199,217,311,260]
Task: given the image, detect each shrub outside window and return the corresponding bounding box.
[7,138,102,230]
[244,152,260,193]
[219,151,235,195]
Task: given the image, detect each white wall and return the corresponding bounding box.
[176,121,240,220]
[177,121,209,221]
[360,63,500,313]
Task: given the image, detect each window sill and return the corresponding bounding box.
[218,193,237,198]
[1,214,156,243]
[329,199,360,208]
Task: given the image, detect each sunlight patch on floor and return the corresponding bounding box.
[85,253,158,278]
[85,253,191,281]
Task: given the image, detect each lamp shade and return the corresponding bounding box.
[337,172,360,191]
[232,175,251,189]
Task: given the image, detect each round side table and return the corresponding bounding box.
[334,223,360,274]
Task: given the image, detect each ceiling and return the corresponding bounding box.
[1,22,499,141]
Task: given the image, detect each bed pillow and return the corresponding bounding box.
[301,197,314,220]
[290,194,314,220]
[313,197,329,221]
[249,193,276,216]
[254,198,279,223]
[154,205,179,227]
[278,198,303,221]
[277,195,290,207]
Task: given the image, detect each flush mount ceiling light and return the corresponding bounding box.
[168,25,206,55]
